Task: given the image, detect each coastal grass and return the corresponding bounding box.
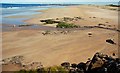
[15,66,68,73]
[40,19,79,28]
[56,22,79,28]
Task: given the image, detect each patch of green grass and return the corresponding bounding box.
[56,22,78,28]
[15,66,68,73]
[14,70,38,73]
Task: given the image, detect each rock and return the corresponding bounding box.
[106,39,116,44]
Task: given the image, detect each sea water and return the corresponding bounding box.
[1,6,60,25]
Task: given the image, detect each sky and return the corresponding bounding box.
[0,0,119,3]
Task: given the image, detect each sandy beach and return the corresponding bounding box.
[25,5,118,26]
[2,5,119,71]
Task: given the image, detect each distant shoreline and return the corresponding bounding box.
[1,2,119,8]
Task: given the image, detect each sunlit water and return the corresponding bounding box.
[1,6,65,25]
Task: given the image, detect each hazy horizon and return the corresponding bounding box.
[0,0,120,4]
[0,2,119,5]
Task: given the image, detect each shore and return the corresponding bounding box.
[2,5,119,71]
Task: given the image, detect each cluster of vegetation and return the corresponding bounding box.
[14,66,68,73]
[56,22,79,28]
[40,19,60,24]
[106,4,120,7]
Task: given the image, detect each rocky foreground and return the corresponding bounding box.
[2,52,120,73]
